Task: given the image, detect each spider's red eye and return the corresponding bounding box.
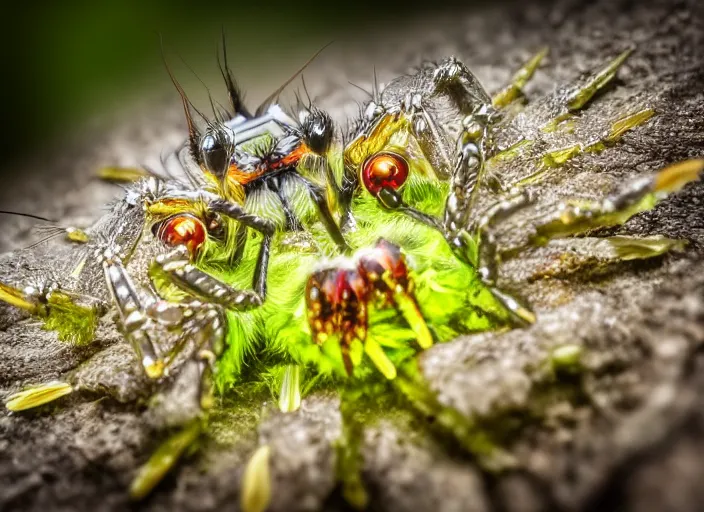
[156,215,206,257]
[361,152,409,196]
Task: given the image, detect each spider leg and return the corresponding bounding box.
[443,106,499,233]
[529,159,704,245]
[102,248,163,378]
[297,107,355,249]
[150,245,264,310]
[295,174,351,254]
[206,197,275,298]
[492,47,549,108]
[448,189,537,326]
[430,56,493,106]
[129,304,226,500]
[369,185,443,231]
[102,246,230,499]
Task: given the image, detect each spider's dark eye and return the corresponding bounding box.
[361,152,409,196]
[200,129,233,178]
[156,214,206,257]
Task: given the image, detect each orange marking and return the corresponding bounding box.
[227,164,267,186]
[226,143,312,186]
[277,143,312,168]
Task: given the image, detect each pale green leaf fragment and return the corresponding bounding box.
[241,445,272,512]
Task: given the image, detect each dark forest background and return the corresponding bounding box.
[0,0,489,172]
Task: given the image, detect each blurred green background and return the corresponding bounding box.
[0,0,467,167]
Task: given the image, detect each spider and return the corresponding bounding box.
[1,42,701,504]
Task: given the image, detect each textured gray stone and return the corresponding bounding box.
[1,0,704,510]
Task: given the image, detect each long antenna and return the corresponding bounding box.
[255,42,333,116]
[0,210,56,223]
[160,34,210,159]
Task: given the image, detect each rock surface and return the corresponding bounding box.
[2,0,704,510]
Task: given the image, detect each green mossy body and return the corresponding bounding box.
[195,170,511,395]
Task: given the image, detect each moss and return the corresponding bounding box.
[203,175,510,394]
[43,292,99,345]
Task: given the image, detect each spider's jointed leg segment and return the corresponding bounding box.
[297,107,352,253]
[151,246,263,310]
[431,56,493,106]
[444,108,498,233]
[529,159,704,246]
[102,248,162,378]
[447,189,537,326]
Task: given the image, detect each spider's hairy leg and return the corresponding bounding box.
[296,174,352,254]
[431,56,493,105]
[529,159,704,245]
[106,244,230,499]
[150,245,264,310]
[130,305,226,499]
[102,248,163,377]
[492,47,549,108]
[449,189,537,326]
[298,107,352,253]
[443,107,499,234]
[200,195,276,298]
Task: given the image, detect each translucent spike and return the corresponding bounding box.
[278,364,302,413]
[493,47,549,108]
[532,160,704,244]
[129,419,202,500]
[605,108,655,142]
[97,167,149,183]
[653,159,704,193]
[386,281,433,349]
[241,445,272,512]
[567,48,633,111]
[605,235,686,260]
[0,282,38,313]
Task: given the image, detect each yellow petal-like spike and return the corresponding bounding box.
[65,227,90,243]
[364,335,397,380]
[98,166,149,183]
[241,445,272,512]
[567,48,633,111]
[6,381,73,411]
[389,285,433,349]
[606,235,686,261]
[605,108,655,142]
[653,159,704,194]
[0,282,38,313]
